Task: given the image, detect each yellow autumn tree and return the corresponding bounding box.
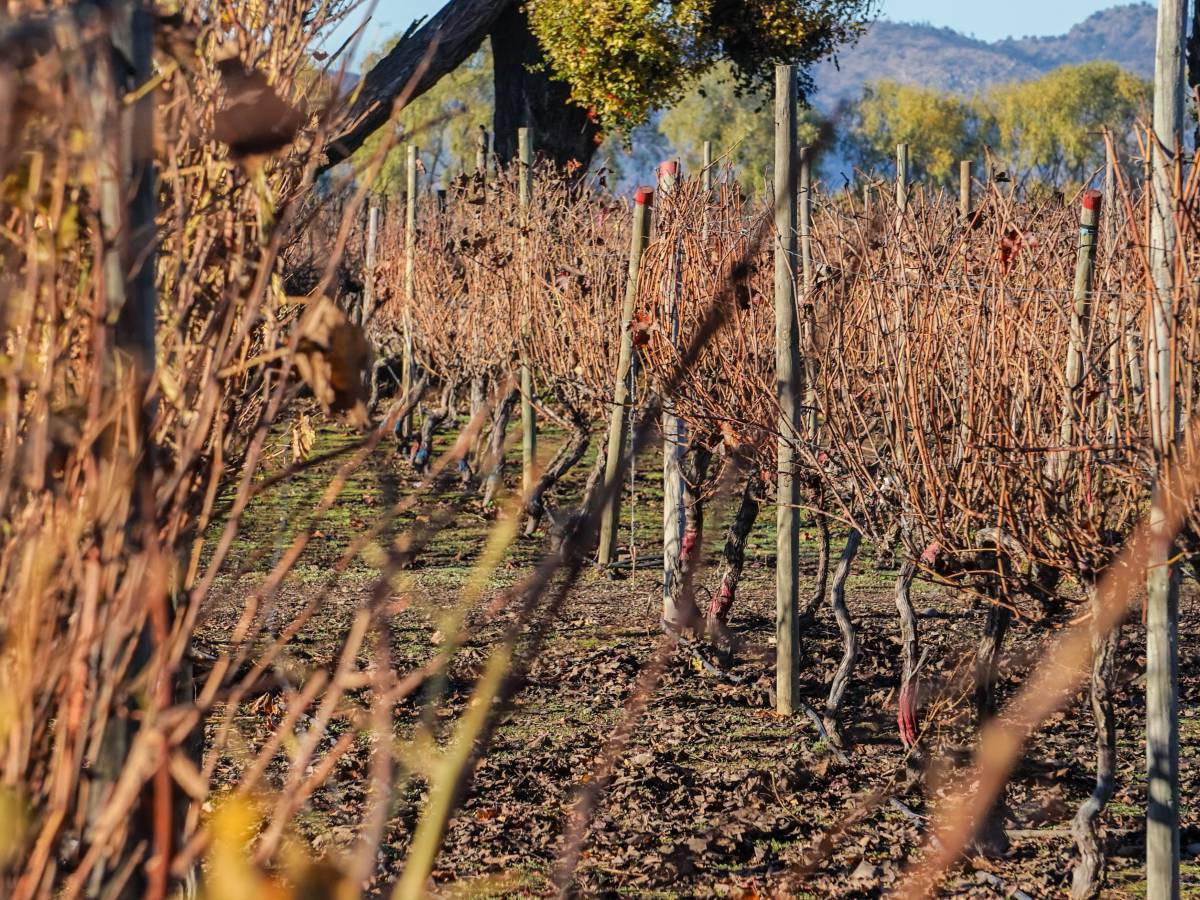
[843,80,980,186]
[983,62,1149,184]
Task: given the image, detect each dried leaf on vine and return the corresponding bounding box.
[292,298,370,426]
[213,60,306,161]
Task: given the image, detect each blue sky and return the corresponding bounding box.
[348,0,1126,57]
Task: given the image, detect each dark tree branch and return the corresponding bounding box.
[324,0,513,169]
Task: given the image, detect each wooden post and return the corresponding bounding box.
[1053,190,1102,481]
[959,159,973,220]
[799,146,817,438]
[362,201,379,326]
[476,124,488,175]
[402,145,419,439]
[799,147,813,294]
[518,127,536,494]
[91,4,160,892]
[1104,139,1117,257]
[100,1,157,375]
[1147,1,1185,897]
[896,143,909,215]
[701,140,713,241]
[598,187,653,566]
[774,64,801,716]
[658,159,688,629]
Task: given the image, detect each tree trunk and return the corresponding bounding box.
[823,529,861,747]
[323,0,513,169]
[707,473,760,635]
[489,3,600,168]
[1071,583,1122,900]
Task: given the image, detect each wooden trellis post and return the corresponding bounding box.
[658,159,688,629]
[362,200,379,326]
[701,140,714,242]
[799,146,817,437]
[476,125,488,177]
[92,2,160,892]
[598,187,653,566]
[1051,190,1101,482]
[774,64,802,715]
[895,142,909,215]
[402,144,419,439]
[1147,1,1185,897]
[959,159,973,220]
[518,127,537,494]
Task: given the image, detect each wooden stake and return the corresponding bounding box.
[799,146,817,437]
[774,65,801,716]
[402,145,419,439]
[896,142,909,215]
[1104,137,1117,257]
[103,1,157,376]
[701,140,713,242]
[1052,190,1101,481]
[598,187,653,566]
[658,159,688,629]
[476,124,488,175]
[799,146,813,293]
[362,201,379,326]
[1147,1,1185,897]
[92,5,160,892]
[518,127,536,493]
[959,159,973,220]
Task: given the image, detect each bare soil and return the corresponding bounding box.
[199,422,1200,898]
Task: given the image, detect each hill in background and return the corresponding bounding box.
[809,3,1155,109]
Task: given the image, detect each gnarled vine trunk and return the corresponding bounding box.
[481,385,519,505]
[799,489,831,622]
[665,443,712,631]
[1071,582,1122,899]
[972,547,1014,857]
[412,380,456,472]
[707,473,760,634]
[894,558,921,750]
[524,406,590,535]
[823,529,861,746]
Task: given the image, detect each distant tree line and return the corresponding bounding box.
[360,48,1149,194]
[845,61,1149,186]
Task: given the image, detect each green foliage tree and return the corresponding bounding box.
[355,43,494,197]
[983,61,1149,184]
[659,62,828,194]
[524,0,874,133]
[843,80,980,186]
